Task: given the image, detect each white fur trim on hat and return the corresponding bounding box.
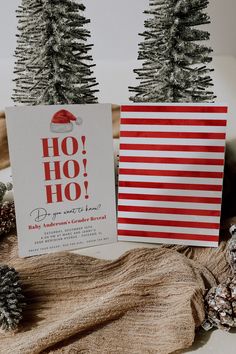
[50,122,73,133]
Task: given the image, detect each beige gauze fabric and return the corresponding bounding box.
[0,232,232,354]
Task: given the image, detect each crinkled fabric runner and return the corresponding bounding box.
[0,233,232,354]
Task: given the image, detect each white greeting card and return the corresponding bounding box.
[118,103,228,248]
[6,104,117,257]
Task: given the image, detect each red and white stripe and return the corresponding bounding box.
[118,104,227,247]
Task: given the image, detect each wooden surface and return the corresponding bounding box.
[0,110,9,170]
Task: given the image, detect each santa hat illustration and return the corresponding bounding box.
[50,109,83,133]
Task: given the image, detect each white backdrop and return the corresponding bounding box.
[0,0,235,60]
[0,0,235,138]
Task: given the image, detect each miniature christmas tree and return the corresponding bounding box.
[12,0,99,105]
[129,0,215,103]
[0,201,16,237]
[12,0,42,105]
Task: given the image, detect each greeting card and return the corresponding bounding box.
[118,104,228,247]
[6,104,117,257]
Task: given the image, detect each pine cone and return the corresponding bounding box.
[202,277,236,331]
[0,201,16,236]
[0,182,7,203]
[203,225,236,331]
[0,265,25,331]
[5,182,13,192]
[0,182,12,203]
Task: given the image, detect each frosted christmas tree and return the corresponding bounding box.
[12,0,38,104]
[12,0,98,105]
[129,0,215,103]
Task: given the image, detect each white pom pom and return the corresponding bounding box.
[75,117,83,125]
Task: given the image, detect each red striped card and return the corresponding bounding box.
[118,104,228,247]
